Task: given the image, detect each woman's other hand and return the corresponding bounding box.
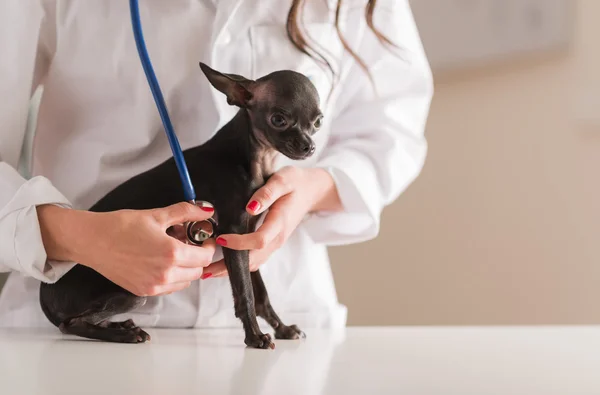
[202,166,342,278]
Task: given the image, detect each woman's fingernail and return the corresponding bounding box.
[197,201,214,212]
[216,237,227,246]
[247,201,260,212]
[201,273,213,280]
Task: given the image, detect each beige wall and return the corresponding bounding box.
[331,0,600,325]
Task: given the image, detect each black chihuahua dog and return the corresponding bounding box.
[39,62,323,349]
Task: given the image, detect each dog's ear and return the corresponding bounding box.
[199,62,254,108]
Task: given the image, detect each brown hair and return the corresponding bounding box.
[286,0,398,91]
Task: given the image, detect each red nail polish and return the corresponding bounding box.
[248,201,260,212]
[201,273,213,280]
[200,206,214,212]
[216,237,227,246]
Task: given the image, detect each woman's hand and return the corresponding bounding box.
[37,202,217,296]
[202,166,342,278]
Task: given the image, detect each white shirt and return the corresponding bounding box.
[0,0,433,329]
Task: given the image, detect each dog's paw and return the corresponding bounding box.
[275,324,306,340]
[245,333,275,349]
[93,327,150,344]
[106,320,151,342]
[106,319,137,330]
[132,327,151,342]
[110,327,150,343]
[120,319,136,330]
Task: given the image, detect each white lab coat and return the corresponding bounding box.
[0,0,432,329]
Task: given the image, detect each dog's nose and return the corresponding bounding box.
[301,142,315,155]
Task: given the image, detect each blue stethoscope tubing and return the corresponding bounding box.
[128,0,196,203]
[129,0,216,245]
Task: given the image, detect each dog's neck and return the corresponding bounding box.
[204,110,278,187]
[245,112,278,187]
[249,147,277,188]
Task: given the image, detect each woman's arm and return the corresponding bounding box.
[0,1,74,282]
[302,0,434,245]
[306,168,343,213]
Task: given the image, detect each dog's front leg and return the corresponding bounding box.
[222,247,274,349]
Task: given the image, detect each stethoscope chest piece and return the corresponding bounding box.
[185,201,218,246]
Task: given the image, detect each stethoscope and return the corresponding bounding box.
[129,0,216,245]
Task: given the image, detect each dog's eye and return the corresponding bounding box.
[314,117,323,129]
[270,114,287,128]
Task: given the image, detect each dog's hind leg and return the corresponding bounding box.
[60,319,150,343]
[59,293,150,344]
[251,270,305,340]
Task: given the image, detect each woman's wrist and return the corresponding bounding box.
[37,204,90,263]
[305,168,343,213]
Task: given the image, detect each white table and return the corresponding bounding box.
[1,326,599,395]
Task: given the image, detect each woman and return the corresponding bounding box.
[0,0,433,329]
